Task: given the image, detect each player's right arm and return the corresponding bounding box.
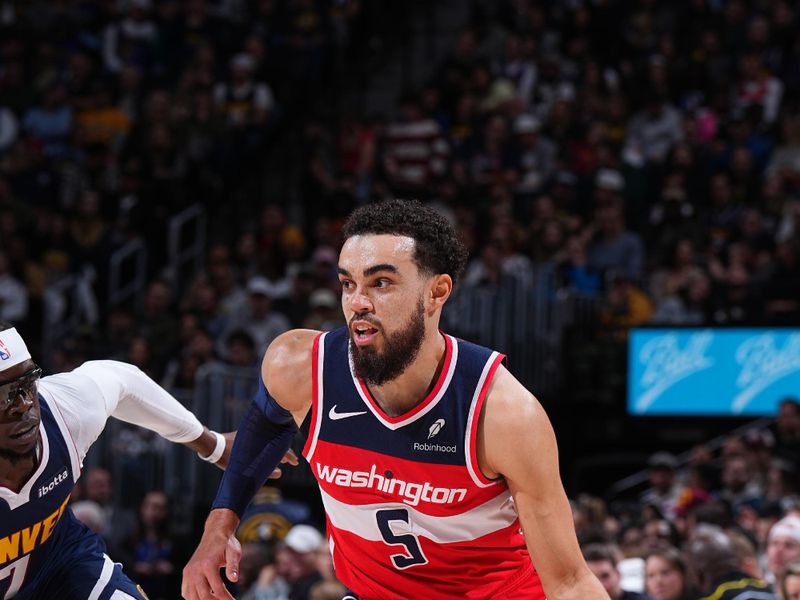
[181,329,318,600]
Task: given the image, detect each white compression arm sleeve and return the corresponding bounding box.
[39,360,204,463]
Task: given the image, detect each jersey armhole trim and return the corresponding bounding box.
[465,352,506,488]
[38,386,82,482]
[302,331,327,460]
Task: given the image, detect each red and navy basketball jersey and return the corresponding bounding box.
[0,396,79,599]
[302,327,545,600]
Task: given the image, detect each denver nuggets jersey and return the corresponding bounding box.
[302,328,545,600]
[0,395,80,598]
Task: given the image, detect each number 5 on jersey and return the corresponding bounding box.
[376,509,428,569]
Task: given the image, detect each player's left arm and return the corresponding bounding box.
[478,365,609,600]
[41,360,234,468]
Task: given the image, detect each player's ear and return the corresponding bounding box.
[428,274,452,312]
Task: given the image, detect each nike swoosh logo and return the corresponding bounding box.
[328,405,368,420]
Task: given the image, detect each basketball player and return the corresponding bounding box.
[0,321,242,599]
[183,200,608,599]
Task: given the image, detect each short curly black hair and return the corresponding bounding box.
[342,199,469,286]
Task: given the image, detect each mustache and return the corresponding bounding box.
[348,314,382,328]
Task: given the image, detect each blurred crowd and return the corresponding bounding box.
[575,396,800,599]
[3,0,800,379]
[3,0,800,598]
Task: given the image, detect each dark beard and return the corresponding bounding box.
[350,298,426,386]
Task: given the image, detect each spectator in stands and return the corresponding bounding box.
[382,92,449,195]
[207,243,248,319]
[734,53,783,126]
[624,92,684,165]
[727,529,764,580]
[686,524,776,600]
[641,519,681,552]
[583,543,653,600]
[772,398,800,465]
[237,541,289,600]
[138,279,179,367]
[644,545,694,600]
[720,455,764,512]
[599,272,654,333]
[21,82,73,158]
[123,490,183,600]
[102,0,158,75]
[308,580,346,600]
[587,199,646,283]
[213,53,274,129]
[556,234,603,295]
[314,539,337,585]
[512,113,556,197]
[225,329,258,368]
[71,499,107,534]
[276,524,324,600]
[222,276,290,359]
[82,466,137,559]
[0,251,28,322]
[779,561,800,600]
[640,453,682,521]
[763,238,800,324]
[767,516,800,588]
[302,288,342,332]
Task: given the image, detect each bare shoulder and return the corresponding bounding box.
[261,329,321,413]
[477,364,552,480]
[483,365,542,432]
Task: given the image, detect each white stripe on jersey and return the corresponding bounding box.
[40,387,82,483]
[0,423,51,509]
[304,332,327,463]
[349,335,459,430]
[320,485,518,543]
[87,553,115,600]
[464,351,502,489]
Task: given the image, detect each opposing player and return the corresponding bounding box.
[183,200,608,599]
[0,320,242,599]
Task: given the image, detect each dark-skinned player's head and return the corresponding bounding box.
[0,321,43,462]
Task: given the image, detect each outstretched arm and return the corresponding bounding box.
[182,329,317,600]
[478,366,609,600]
[39,360,233,467]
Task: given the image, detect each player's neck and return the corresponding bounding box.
[0,440,41,493]
[368,330,446,417]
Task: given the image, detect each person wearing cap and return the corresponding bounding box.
[0,320,274,599]
[302,288,344,332]
[639,452,682,521]
[183,200,607,600]
[686,524,776,600]
[512,113,556,196]
[213,52,274,128]
[767,516,800,587]
[276,525,324,600]
[221,276,291,359]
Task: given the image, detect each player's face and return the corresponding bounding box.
[0,359,42,458]
[338,234,431,385]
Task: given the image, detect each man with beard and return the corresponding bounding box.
[183,199,607,600]
[0,321,244,599]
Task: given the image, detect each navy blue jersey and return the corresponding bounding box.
[302,328,544,600]
[0,395,79,598]
[0,396,146,600]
